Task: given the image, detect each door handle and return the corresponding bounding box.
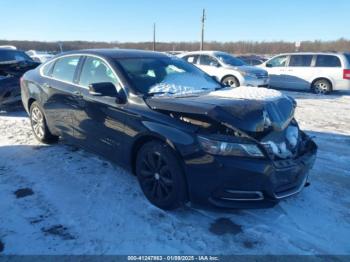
[73,91,83,97]
[42,83,51,89]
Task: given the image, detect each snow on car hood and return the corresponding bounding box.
[146,87,295,133]
[209,86,281,100]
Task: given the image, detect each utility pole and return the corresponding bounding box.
[58,42,63,53]
[200,9,206,51]
[153,23,156,51]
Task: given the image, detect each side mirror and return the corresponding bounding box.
[266,63,273,68]
[89,82,117,96]
[88,82,126,103]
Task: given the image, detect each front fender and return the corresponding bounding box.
[141,121,196,156]
[220,69,244,83]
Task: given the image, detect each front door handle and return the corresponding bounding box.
[72,91,83,97]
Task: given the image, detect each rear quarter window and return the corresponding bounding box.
[315,55,341,67]
[41,61,55,76]
[289,55,313,67]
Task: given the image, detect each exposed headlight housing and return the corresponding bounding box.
[198,136,264,158]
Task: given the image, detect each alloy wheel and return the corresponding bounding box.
[31,107,45,139]
[314,81,329,94]
[223,77,239,88]
[139,151,173,201]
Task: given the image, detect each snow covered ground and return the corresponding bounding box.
[0,90,350,255]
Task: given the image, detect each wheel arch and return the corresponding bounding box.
[28,97,36,111]
[130,133,177,175]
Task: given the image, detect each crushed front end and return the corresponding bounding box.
[146,87,318,208]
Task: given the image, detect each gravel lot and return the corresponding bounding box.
[0,90,350,255]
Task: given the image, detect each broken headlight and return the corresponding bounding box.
[198,136,264,158]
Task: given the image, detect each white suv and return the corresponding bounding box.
[26,50,54,63]
[260,52,350,94]
[179,51,269,88]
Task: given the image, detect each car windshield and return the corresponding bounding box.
[215,53,246,66]
[115,57,221,96]
[0,50,33,63]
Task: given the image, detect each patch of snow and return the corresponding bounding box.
[210,87,283,101]
[1,90,350,255]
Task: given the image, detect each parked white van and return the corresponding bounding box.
[260,52,350,94]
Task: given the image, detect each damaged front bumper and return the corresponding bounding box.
[0,76,21,106]
[184,133,317,209]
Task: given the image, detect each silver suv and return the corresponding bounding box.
[179,51,269,88]
[260,52,350,94]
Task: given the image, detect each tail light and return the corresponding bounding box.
[344,69,350,80]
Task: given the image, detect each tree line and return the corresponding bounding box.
[1,38,349,54]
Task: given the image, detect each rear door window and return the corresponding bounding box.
[289,55,313,67]
[52,56,80,82]
[315,55,341,67]
[199,55,219,66]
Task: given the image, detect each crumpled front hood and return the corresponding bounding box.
[145,87,295,133]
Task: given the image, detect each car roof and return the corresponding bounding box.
[180,50,229,56]
[274,52,347,56]
[0,48,22,52]
[59,49,170,59]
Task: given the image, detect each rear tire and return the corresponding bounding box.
[312,79,332,94]
[30,102,58,144]
[135,141,187,210]
[222,76,240,88]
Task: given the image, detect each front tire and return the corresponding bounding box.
[30,102,58,144]
[222,76,240,88]
[312,79,332,94]
[135,141,188,210]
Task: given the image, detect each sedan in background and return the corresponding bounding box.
[237,55,267,66]
[260,52,350,94]
[179,51,269,88]
[21,49,316,210]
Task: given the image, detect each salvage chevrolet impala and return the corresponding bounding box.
[21,49,317,210]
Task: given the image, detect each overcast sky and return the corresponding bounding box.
[1,0,349,42]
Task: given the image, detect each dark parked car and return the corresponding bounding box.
[237,55,267,66]
[0,48,40,106]
[21,49,317,210]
